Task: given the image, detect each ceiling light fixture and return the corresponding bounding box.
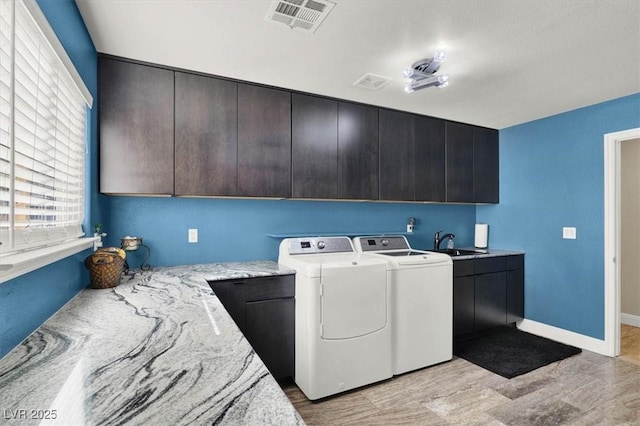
[403,50,449,93]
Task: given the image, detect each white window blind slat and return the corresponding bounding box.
[0,0,89,253]
[0,0,12,248]
[12,170,83,195]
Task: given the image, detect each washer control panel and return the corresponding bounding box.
[354,236,410,252]
[285,237,354,255]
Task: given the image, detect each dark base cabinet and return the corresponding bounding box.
[453,255,524,338]
[208,275,295,380]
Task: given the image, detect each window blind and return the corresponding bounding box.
[0,0,90,253]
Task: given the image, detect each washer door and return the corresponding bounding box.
[320,261,388,339]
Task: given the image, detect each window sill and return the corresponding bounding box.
[0,237,98,284]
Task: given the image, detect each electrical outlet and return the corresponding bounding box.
[188,228,198,243]
[562,227,577,239]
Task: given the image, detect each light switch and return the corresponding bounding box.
[562,227,577,239]
[188,228,198,243]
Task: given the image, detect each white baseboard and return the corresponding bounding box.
[621,313,640,327]
[517,319,609,356]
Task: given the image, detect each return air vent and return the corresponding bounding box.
[353,73,392,91]
[266,0,336,33]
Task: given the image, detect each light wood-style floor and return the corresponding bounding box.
[283,342,640,425]
[620,323,640,365]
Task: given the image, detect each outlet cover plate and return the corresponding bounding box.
[562,227,577,239]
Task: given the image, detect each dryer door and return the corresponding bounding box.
[320,261,388,339]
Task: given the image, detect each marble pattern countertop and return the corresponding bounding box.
[0,261,302,425]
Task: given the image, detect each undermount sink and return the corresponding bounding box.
[436,248,485,257]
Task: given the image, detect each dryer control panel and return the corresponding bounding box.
[283,237,354,255]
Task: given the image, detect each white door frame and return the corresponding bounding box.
[604,127,640,357]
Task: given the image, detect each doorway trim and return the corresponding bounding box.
[604,127,640,357]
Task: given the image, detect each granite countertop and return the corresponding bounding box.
[418,247,525,260]
[451,248,525,260]
[0,261,302,425]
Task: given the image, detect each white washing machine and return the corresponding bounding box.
[353,235,453,375]
[278,237,392,400]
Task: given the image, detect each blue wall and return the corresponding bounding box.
[103,197,476,267]
[477,93,640,340]
[0,0,98,359]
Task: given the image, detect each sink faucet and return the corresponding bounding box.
[433,230,455,250]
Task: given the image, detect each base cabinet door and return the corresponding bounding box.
[245,298,295,379]
[474,272,507,331]
[208,275,295,380]
[210,281,246,331]
[506,255,525,323]
[507,270,524,324]
[453,276,475,337]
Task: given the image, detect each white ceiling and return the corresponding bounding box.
[75,0,640,129]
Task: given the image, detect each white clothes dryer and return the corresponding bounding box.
[353,235,453,375]
[278,237,392,400]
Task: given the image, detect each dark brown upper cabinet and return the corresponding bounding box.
[473,127,499,203]
[379,109,415,201]
[98,56,499,203]
[99,58,174,194]
[292,94,338,199]
[415,115,446,202]
[445,121,475,202]
[237,84,291,198]
[174,72,238,196]
[337,102,379,200]
[379,110,446,202]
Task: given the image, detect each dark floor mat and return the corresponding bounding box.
[454,326,582,379]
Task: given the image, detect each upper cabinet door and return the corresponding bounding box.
[415,115,446,202]
[337,102,379,200]
[445,121,474,202]
[292,94,338,199]
[175,72,238,196]
[99,58,174,194]
[237,84,291,198]
[473,127,499,203]
[379,109,415,201]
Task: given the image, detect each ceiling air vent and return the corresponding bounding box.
[353,73,392,91]
[266,0,336,33]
